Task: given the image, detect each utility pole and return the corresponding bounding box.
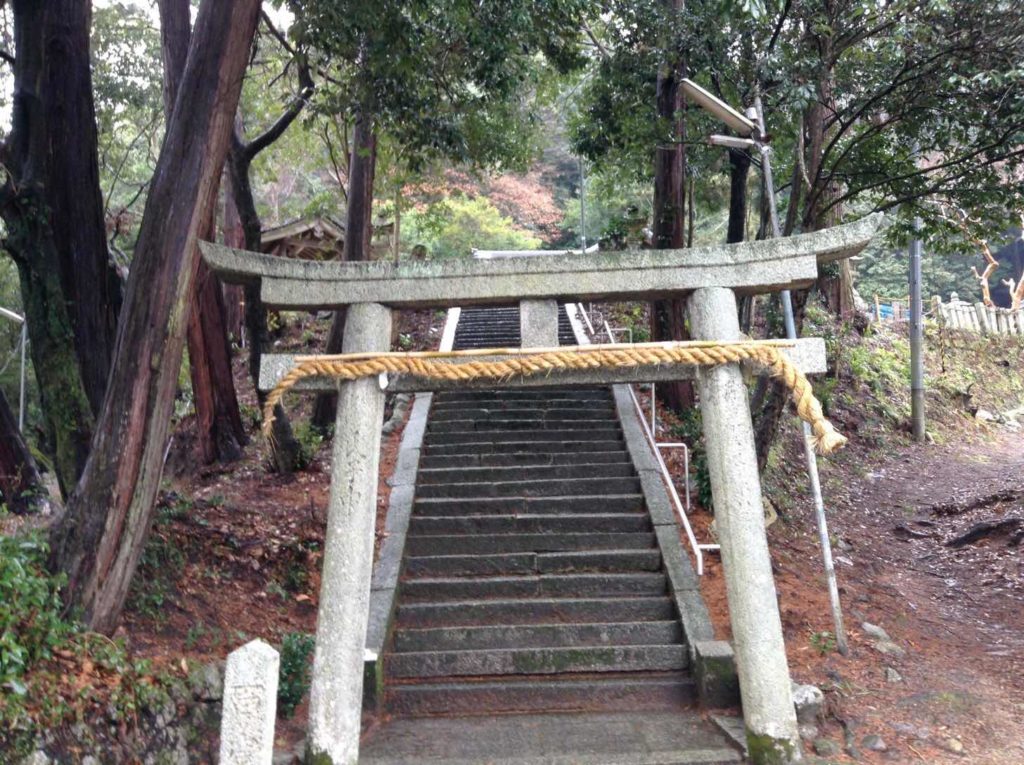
[909,216,926,441]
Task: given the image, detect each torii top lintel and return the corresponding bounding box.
[199,213,883,310]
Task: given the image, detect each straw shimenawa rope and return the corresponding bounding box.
[263,340,848,454]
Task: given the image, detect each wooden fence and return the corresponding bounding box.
[933,295,1024,336]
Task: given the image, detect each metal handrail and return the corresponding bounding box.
[575,303,719,575]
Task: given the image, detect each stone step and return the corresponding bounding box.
[383,673,698,717]
[385,644,688,680]
[408,513,650,536]
[392,620,682,652]
[433,389,610,404]
[452,327,521,335]
[403,549,664,578]
[427,428,622,446]
[396,595,674,628]
[416,476,641,500]
[429,419,619,434]
[423,439,625,457]
[406,532,656,556]
[429,406,614,422]
[412,494,646,517]
[451,337,521,346]
[418,463,636,486]
[430,397,610,410]
[418,451,633,470]
[400,572,667,602]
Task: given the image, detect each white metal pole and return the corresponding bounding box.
[579,158,588,251]
[909,218,925,441]
[753,96,848,655]
[19,323,27,432]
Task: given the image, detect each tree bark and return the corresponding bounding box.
[221,181,246,339]
[158,0,247,464]
[225,69,314,473]
[157,0,191,120]
[727,148,751,245]
[1,0,96,498]
[186,231,248,464]
[0,388,50,515]
[752,14,852,472]
[649,0,695,415]
[50,0,261,632]
[227,144,301,473]
[803,14,853,316]
[312,111,378,430]
[44,0,123,416]
[728,148,755,330]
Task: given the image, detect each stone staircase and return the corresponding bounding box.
[380,305,698,717]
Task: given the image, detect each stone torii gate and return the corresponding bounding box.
[201,213,882,765]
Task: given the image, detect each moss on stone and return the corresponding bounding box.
[746,729,800,765]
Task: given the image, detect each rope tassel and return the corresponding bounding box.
[262,341,848,454]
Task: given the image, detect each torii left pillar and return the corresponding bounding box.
[307,302,391,764]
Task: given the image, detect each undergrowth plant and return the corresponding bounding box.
[0,535,172,758]
[292,422,325,469]
[0,534,69,693]
[278,632,316,718]
[672,410,713,513]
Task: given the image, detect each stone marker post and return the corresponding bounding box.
[520,299,560,347]
[220,639,280,765]
[307,302,392,765]
[687,287,802,763]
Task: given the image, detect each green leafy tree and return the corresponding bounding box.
[405,196,542,259]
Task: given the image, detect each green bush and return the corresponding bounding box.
[0,535,70,694]
[672,410,713,513]
[278,632,316,718]
[292,423,325,470]
[0,536,175,757]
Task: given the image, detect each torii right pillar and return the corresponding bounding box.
[688,287,802,763]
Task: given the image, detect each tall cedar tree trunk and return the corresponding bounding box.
[752,21,850,472]
[803,17,853,316]
[728,149,754,330]
[0,0,110,497]
[311,111,378,430]
[221,188,246,339]
[45,0,123,416]
[649,0,695,414]
[226,63,314,472]
[159,0,247,464]
[0,389,50,515]
[50,0,261,632]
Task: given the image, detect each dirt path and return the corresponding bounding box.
[693,426,1023,763]
[778,429,1023,763]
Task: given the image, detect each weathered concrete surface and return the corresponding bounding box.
[519,299,560,347]
[693,640,741,708]
[258,337,827,393]
[359,711,742,764]
[565,307,719,660]
[306,303,392,765]
[688,287,801,763]
[365,391,433,711]
[219,640,279,765]
[200,214,883,309]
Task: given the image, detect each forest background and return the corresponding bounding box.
[0,0,1021,634]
